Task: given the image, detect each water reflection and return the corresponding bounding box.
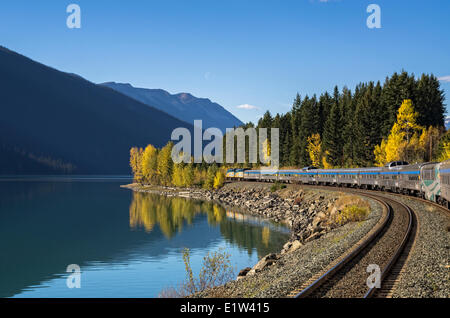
[128,192,289,257]
[0,181,289,298]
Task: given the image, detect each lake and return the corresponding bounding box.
[0,177,289,298]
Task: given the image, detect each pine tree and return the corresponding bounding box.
[415,74,445,128]
[341,87,355,166]
[289,94,302,166]
[323,99,342,167]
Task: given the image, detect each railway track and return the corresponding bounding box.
[286,188,416,298]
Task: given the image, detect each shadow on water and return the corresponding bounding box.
[0,180,289,297]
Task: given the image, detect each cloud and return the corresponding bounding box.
[236,104,260,110]
[438,76,450,83]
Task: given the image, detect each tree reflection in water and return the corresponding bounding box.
[129,192,289,258]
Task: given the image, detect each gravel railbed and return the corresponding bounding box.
[314,196,409,298]
[381,194,450,298]
[194,197,382,298]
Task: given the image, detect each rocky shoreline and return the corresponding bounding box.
[122,182,347,247]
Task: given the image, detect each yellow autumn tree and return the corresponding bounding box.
[157,142,174,186]
[213,170,225,189]
[261,138,271,166]
[171,164,185,187]
[396,99,421,141]
[182,164,194,187]
[130,147,144,182]
[322,150,333,169]
[439,142,450,161]
[307,133,322,167]
[141,144,158,184]
[374,99,423,166]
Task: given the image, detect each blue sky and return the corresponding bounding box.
[0,0,449,124]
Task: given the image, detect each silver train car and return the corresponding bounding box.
[229,160,449,209]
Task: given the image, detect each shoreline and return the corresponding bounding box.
[122,181,381,297]
[121,182,347,242]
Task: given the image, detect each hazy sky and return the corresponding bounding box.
[1,0,449,124]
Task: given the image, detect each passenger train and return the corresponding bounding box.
[226,160,450,209]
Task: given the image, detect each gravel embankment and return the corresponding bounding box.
[313,196,408,298]
[193,189,382,298]
[124,182,384,298]
[382,195,450,298]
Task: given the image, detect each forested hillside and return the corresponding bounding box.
[0,46,194,174]
[255,71,446,168]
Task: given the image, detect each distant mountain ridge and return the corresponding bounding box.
[101,82,243,132]
[0,46,194,174]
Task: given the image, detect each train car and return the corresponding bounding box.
[438,160,450,208]
[379,161,409,191]
[243,169,261,181]
[297,166,318,184]
[396,163,422,195]
[259,169,278,182]
[234,168,245,180]
[277,170,304,183]
[227,159,450,211]
[420,162,440,202]
[225,168,236,180]
[336,168,360,187]
[316,169,339,186]
[358,167,383,190]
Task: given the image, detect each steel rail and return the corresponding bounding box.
[294,191,393,298]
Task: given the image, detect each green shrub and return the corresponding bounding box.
[270,182,286,192]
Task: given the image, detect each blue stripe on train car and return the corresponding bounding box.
[398,171,420,175]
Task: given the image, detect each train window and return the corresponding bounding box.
[443,175,450,185]
[423,169,434,180]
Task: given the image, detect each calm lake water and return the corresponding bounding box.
[0,177,289,298]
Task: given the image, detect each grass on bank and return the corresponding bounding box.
[331,195,371,226]
[270,182,287,192]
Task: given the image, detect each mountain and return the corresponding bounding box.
[445,116,450,130]
[0,46,194,175]
[101,82,243,133]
